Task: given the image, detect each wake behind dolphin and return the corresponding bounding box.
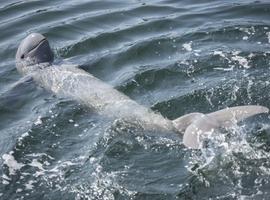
[15,33,269,149]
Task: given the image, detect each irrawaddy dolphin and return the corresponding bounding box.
[15,33,269,149]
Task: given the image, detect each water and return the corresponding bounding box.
[0,0,270,199]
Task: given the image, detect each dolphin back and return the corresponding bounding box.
[32,65,174,131]
[173,105,269,149]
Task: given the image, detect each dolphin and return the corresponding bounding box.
[15,33,269,149]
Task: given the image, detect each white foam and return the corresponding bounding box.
[16,188,23,193]
[34,116,42,125]
[248,53,255,58]
[259,166,270,175]
[2,152,24,175]
[231,54,250,69]
[60,160,78,167]
[34,170,45,177]
[28,159,44,171]
[19,132,29,140]
[182,42,192,52]
[242,36,248,40]
[89,157,97,164]
[26,153,54,160]
[213,50,226,58]
[17,132,30,146]
[25,180,35,190]
[2,174,11,183]
[239,27,251,34]
[267,32,270,43]
[214,67,234,71]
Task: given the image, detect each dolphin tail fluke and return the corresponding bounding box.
[173,105,269,149]
[172,112,204,132]
[183,115,217,149]
[207,105,269,127]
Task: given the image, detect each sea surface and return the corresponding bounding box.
[1,0,270,199]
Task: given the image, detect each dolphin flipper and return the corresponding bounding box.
[173,105,269,149]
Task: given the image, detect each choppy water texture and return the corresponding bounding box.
[1,0,270,199]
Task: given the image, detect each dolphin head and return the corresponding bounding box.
[16,33,54,74]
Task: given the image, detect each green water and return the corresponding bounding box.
[0,0,270,199]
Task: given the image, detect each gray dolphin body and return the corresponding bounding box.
[15,33,269,149]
